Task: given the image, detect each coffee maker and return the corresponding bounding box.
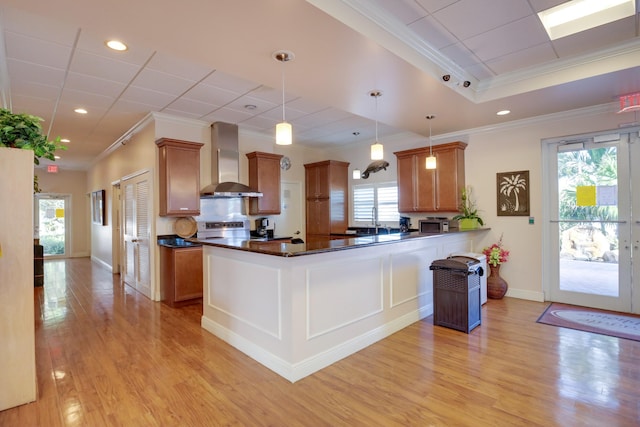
[399,216,411,233]
[255,218,269,237]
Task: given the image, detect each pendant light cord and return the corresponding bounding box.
[281,61,286,122]
[375,94,379,142]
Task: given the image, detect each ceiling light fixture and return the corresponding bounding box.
[538,0,636,40]
[74,108,87,114]
[60,138,70,143]
[273,50,294,146]
[369,90,383,160]
[425,115,436,170]
[105,40,128,51]
[497,110,511,116]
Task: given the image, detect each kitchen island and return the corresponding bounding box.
[193,229,487,382]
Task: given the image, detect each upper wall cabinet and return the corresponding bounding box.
[156,138,204,217]
[394,141,466,213]
[246,151,283,215]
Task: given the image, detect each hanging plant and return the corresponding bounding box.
[0,108,67,192]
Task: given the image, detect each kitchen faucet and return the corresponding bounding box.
[371,207,381,234]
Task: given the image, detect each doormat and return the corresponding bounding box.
[537,303,640,342]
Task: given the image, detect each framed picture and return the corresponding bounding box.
[497,170,530,216]
[92,189,106,225]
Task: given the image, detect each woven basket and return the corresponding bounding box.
[174,216,197,238]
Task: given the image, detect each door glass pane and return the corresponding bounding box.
[39,198,66,256]
[557,146,618,296]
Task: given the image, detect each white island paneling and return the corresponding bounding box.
[201,232,479,382]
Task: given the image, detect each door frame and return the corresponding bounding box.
[542,126,640,313]
[34,192,72,258]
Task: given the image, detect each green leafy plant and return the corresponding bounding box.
[451,185,484,226]
[0,108,67,192]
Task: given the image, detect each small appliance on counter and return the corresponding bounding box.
[419,217,451,233]
[255,217,269,237]
[399,216,411,233]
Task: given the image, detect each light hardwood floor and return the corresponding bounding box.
[1,257,639,426]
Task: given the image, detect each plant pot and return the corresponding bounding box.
[458,218,478,229]
[487,264,508,299]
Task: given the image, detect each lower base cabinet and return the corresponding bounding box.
[160,246,203,307]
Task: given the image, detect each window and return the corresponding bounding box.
[353,182,399,224]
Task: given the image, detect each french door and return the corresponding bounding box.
[544,127,640,313]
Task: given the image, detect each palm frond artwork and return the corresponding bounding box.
[497,170,530,216]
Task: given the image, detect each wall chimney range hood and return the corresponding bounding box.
[200,122,263,198]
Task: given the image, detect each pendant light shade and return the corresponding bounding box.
[371,142,384,160]
[425,115,436,170]
[274,50,294,146]
[369,90,383,160]
[276,122,292,146]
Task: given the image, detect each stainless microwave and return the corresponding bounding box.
[419,218,449,233]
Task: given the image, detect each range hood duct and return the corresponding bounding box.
[200,122,262,198]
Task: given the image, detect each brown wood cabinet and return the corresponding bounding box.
[160,245,203,307]
[304,160,349,237]
[394,141,466,213]
[156,138,204,216]
[246,151,282,215]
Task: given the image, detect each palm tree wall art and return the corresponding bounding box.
[497,170,530,216]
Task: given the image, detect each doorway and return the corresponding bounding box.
[35,194,70,258]
[278,181,304,238]
[543,127,640,313]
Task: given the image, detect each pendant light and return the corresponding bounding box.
[425,115,436,169]
[274,50,294,145]
[369,90,383,160]
[352,132,362,179]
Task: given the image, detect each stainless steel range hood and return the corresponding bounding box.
[200,122,263,198]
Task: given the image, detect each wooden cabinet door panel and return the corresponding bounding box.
[435,148,463,211]
[247,152,282,215]
[173,247,203,301]
[306,199,330,235]
[397,155,415,212]
[157,138,203,216]
[415,151,436,211]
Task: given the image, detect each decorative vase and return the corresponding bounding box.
[458,218,478,230]
[487,264,508,299]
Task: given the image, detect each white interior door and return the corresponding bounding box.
[122,171,152,298]
[278,181,304,238]
[544,128,640,313]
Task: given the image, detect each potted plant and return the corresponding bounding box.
[0,108,66,192]
[452,186,484,229]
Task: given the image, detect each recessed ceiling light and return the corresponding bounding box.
[54,155,61,159]
[538,0,636,40]
[105,39,128,51]
[60,138,70,143]
[244,104,257,110]
[74,108,88,114]
[497,110,511,116]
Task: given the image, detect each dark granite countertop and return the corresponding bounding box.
[188,228,489,257]
[157,235,202,248]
